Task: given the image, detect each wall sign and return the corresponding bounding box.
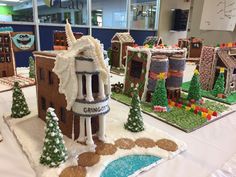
[12,33,35,51]
[72,98,110,117]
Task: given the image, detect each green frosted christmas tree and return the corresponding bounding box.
[151,73,168,107]
[187,69,202,101]
[29,56,35,78]
[11,82,30,118]
[40,108,68,167]
[124,88,144,132]
[212,68,225,97]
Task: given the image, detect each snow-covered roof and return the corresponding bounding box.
[112,32,135,43]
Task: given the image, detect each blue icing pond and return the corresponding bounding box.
[100,155,162,177]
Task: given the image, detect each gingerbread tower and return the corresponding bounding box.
[53,21,110,146]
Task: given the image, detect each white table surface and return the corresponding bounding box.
[1,65,236,177]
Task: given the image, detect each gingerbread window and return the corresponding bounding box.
[41,97,46,111]
[60,107,66,123]
[130,60,143,79]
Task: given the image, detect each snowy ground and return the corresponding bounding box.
[0,131,2,142]
[4,103,186,177]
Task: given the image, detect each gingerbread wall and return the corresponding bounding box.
[34,52,99,139]
[0,33,15,77]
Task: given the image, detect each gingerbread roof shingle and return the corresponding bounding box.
[217,49,236,69]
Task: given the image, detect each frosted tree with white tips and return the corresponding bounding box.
[40,108,68,167]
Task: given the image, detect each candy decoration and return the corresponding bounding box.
[212,111,218,116]
[202,112,207,118]
[207,114,212,120]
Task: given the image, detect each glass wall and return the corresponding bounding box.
[130,0,157,29]
[91,0,127,28]
[37,0,88,25]
[0,0,33,22]
[0,0,160,30]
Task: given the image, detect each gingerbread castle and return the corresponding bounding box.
[123,46,187,102]
[34,22,110,145]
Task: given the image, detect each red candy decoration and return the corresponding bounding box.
[212,111,218,116]
[207,114,212,120]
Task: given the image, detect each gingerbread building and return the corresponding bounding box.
[0,33,15,77]
[124,46,187,102]
[111,32,135,68]
[199,46,236,94]
[143,36,163,46]
[53,31,83,50]
[34,22,110,145]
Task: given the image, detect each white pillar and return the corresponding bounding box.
[98,75,106,99]
[86,117,94,145]
[77,117,86,142]
[98,115,106,141]
[85,74,94,102]
[78,74,84,100]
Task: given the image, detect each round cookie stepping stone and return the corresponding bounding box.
[96,143,117,155]
[59,166,86,177]
[93,137,104,146]
[115,138,135,149]
[135,138,156,148]
[156,139,178,152]
[78,152,100,167]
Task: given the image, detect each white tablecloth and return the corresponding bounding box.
[1,65,236,177]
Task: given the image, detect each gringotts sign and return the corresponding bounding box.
[12,34,35,51]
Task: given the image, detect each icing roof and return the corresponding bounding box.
[112,32,135,43]
[217,49,236,69]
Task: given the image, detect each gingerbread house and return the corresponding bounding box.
[178,37,203,63]
[199,46,236,94]
[0,32,16,77]
[53,31,83,50]
[111,32,135,68]
[123,46,187,102]
[143,36,163,46]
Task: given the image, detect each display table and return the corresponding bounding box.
[0,76,236,177]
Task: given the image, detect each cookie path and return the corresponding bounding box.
[61,137,178,176]
[135,138,156,148]
[59,166,86,177]
[156,139,178,152]
[115,138,135,149]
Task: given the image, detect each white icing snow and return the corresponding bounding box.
[3,106,186,177]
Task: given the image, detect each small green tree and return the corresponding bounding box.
[212,68,225,96]
[29,56,35,78]
[151,73,168,107]
[187,69,202,101]
[124,88,144,132]
[40,108,68,167]
[11,82,30,118]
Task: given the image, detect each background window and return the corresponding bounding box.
[0,0,33,22]
[38,0,88,25]
[130,0,158,29]
[92,0,127,28]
